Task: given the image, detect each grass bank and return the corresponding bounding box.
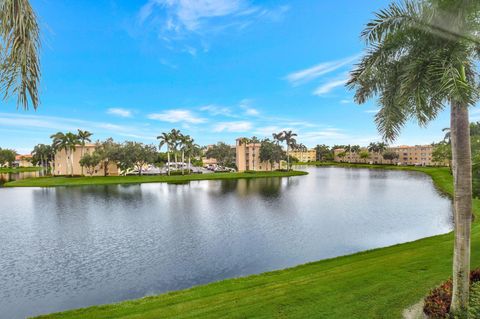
[34,165,479,319]
[5,170,308,188]
[0,166,42,173]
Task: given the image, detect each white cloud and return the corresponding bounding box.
[313,78,348,96]
[365,109,380,114]
[199,104,234,117]
[340,99,351,104]
[213,121,252,132]
[285,54,359,86]
[137,0,289,52]
[239,98,260,116]
[107,108,132,117]
[148,109,206,123]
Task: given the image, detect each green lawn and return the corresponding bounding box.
[5,170,308,187]
[33,165,477,319]
[0,166,42,173]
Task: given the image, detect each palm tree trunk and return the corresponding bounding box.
[167,149,171,176]
[287,145,290,170]
[182,151,185,175]
[450,101,472,314]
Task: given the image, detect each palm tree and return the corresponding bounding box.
[367,142,379,153]
[179,134,191,175]
[183,137,200,172]
[443,127,451,143]
[170,129,182,170]
[281,130,298,170]
[77,130,92,175]
[157,132,173,175]
[50,132,79,176]
[348,0,479,313]
[377,142,387,154]
[272,132,283,145]
[0,0,41,110]
[250,136,260,170]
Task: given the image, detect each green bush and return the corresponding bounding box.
[468,282,480,318]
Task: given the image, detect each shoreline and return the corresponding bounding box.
[32,164,477,319]
[4,170,308,188]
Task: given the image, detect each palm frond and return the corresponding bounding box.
[0,0,41,110]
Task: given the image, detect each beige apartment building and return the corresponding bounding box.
[236,138,280,172]
[53,144,118,176]
[333,144,446,166]
[289,149,317,162]
[14,154,34,167]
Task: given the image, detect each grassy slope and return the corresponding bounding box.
[5,171,308,187]
[33,165,478,319]
[0,166,42,173]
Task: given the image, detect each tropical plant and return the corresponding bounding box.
[315,144,332,161]
[0,0,41,110]
[259,138,285,170]
[77,129,92,175]
[278,130,297,170]
[50,132,80,176]
[348,0,480,313]
[359,151,370,163]
[158,132,174,175]
[382,150,399,164]
[0,148,16,167]
[31,144,54,170]
[205,142,236,168]
[79,152,101,176]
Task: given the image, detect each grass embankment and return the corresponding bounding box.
[0,166,42,173]
[5,170,308,187]
[33,165,479,319]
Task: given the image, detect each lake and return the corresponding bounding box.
[0,167,452,318]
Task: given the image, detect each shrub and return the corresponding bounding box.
[424,269,480,318]
[469,281,480,318]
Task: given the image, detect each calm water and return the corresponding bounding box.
[0,167,452,318]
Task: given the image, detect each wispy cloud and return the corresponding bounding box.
[285,54,359,86]
[340,99,351,104]
[199,104,234,117]
[313,78,348,96]
[137,0,289,53]
[148,109,206,123]
[107,108,133,118]
[213,121,252,132]
[240,98,260,116]
[0,113,157,141]
[365,109,380,114]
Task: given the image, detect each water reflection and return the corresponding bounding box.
[0,167,452,319]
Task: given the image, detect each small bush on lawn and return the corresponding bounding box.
[424,269,480,318]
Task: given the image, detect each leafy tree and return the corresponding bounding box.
[205,142,236,168]
[432,142,452,166]
[117,142,157,175]
[259,139,285,170]
[95,138,121,177]
[348,0,480,312]
[0,0,40,109]
[359,151,370,163]
[79,153,101,176]
[315,144,331,161]
[382,151,399,164]
[0,148,16,167]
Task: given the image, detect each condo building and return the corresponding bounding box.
[333,144,446,166]
[236,138,280,172]
[289,149,317,162]
[53,144,119,176]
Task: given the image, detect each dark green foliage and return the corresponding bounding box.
[205,142,236,168]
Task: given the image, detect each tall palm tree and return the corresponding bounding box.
[179,134,191,175]
[367,142,379,153]
[0,0,41,110]
[281,130,297,170]
[272,132,283,145]
[77,129,92,175]
[250,136,260,171]
[170,129,182,170]
[157,132,173,176]
[51,132,79,176]
[348,0,479,313]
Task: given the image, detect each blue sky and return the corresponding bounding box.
[0,0,467,153]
